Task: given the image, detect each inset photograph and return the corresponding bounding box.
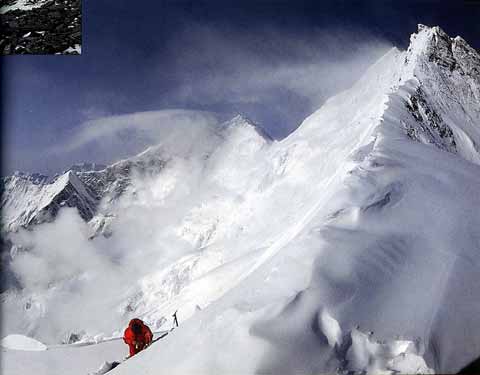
[0,0,81,55]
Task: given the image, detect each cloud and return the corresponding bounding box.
[155,23,392,136]
[3,112,272,343]
[52,109,222,166]
[5,209,126,341]
[5,200,204,342]
[3,20,392,175]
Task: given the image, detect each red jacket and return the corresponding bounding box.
[123,318,153,356]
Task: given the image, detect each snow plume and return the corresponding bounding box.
[3,25,390,175]
[157,23,392,137]
[52,109,221,171]
[4,198,197,343]
[3,175,195,343]
[5,209,127,343]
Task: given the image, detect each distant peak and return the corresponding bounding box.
[231,114,251,123]
[55,170,77,186]
[223,114,273,141]
[7,171,49,185]
[227,114,257,128]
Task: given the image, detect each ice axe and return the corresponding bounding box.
[171,310,179,331]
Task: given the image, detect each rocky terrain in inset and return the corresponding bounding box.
[0,0,81,55]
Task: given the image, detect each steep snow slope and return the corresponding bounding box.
[111,25,480,374]
[1,25,479,374]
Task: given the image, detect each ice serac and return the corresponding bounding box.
[111,25,480,375]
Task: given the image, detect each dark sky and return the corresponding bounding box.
[2,0,479,175]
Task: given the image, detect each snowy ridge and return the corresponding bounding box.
[1,145,168,233]
[2,25,480,374]
[108,25,479,374]
[219,114,274,141]
[1,170,97,231]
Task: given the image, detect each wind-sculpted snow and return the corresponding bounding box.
[2,25,480,374]
[280,125,480,373]
[312,129,480,373]
[1,334,47,351]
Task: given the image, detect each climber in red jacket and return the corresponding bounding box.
[123,318,153,357]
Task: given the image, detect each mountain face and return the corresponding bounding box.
[400,25,480,163]
[1,25,480,374]
[1,115,266,234]
[2,171,96,231]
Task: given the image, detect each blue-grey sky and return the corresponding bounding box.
[2,0,479,175]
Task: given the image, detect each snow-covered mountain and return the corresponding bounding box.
[1,115,267,233]
[2,25,480,374]
[2,171,97,231]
